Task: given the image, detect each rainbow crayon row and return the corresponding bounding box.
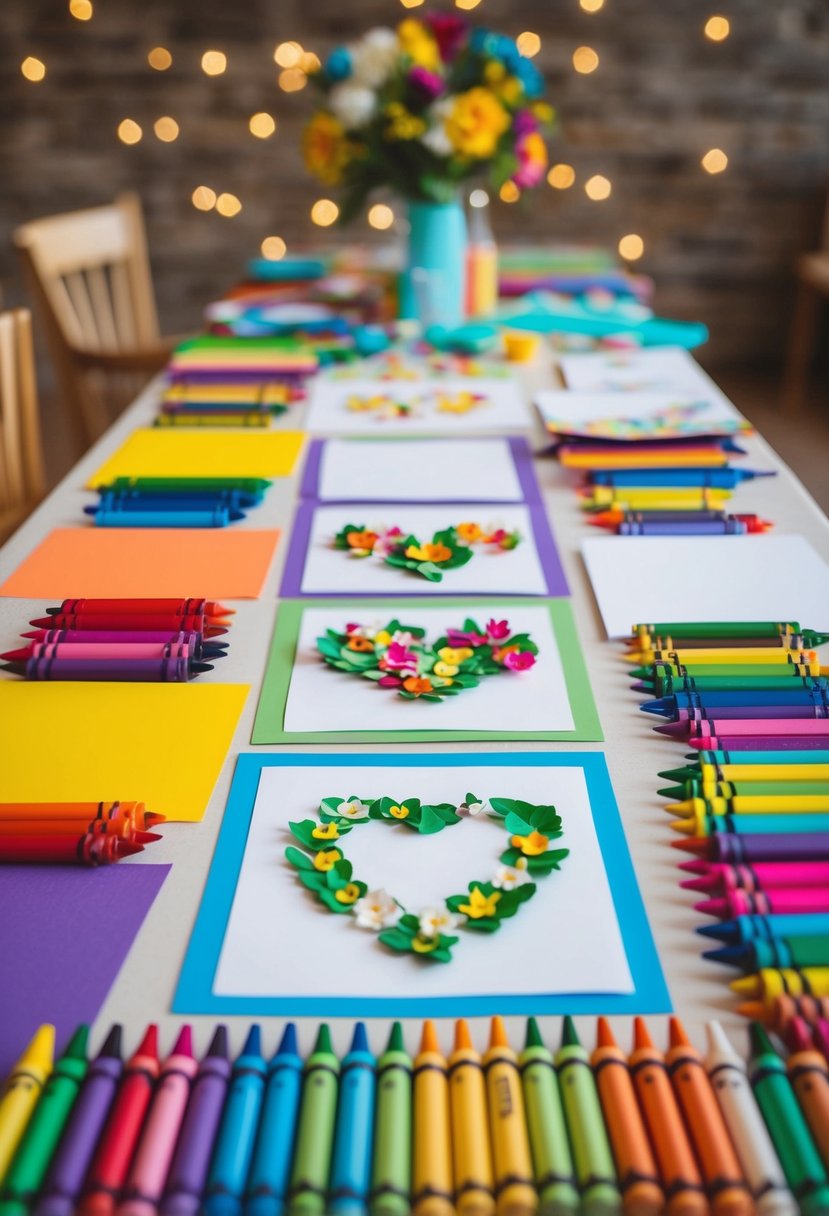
[625,618,829,1024]
[3,1016,829,1216]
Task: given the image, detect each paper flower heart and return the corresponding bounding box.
[285,793,569,963]
[333,521,521,582]
[316,615,537,700]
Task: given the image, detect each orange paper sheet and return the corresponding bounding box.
[0,528,281,599]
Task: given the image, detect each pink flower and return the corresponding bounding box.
[409,66,444,101]
[446,628,487,648]
[424,12,467,61]
[378,642,419,672]
[378,675,404,687]
[486,619,511,641]
[372,527,404,557]
[513,131,548,189]
[513,108,538,136]
[504,650,536,672]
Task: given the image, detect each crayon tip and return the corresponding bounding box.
[633,1017,655,1051]
[658,785,685,799]
[730,976,760,996]
[595,1017,618,1049]
[133,831,163,844]
[489,1016,510,1049]
[737,1002,766,1021]
[705,1020,738,1059]
[0,648,30,662]
[672,838,710,856]
[419,1020,440,1055]
[241,1024,262,1058]
[385,1021,405,1054]
[277,1022,298,1057]
[524,1016,544,1050]
[749,1022,778,1058]
[677,860,708,874]
[172,1025,194,1058]
[136,1023,159,1059]
[144,812,167,826]
[640,701,668,716]
[207,1025,229,1059]
[694,898,728,917]
[669,818,697,836]
[668,1016,692,1048]
[785,1017,814,1054]
[696,921,732,941]
[681,876,716,893]
[560,1015,581,1049]
[703,945,743,967]
[454,1019,473,1051]
[23,1024,56,1069]
[349,1022,369,1054]
[659,767,696,781]
[116,841,144,857]
[64,1024,90,1059]
[0,662,26,675]
[313,1023,333,1055]
[100,1024,123,1058]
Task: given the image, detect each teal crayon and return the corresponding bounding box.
[288,1025,340,1216]
[204,1026,266,1216]
[329,1023,376,1216]
[245,1024,303,1216]
[697,913,829,945]
[555,1018,620,1216]
[703,935,829,971]
[369,1023,411,1216]
[692,750,829,766]
[671,813,829,837]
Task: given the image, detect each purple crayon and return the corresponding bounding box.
[34,1026,123,1216]
[675,832,829,864]
[1,656,213,682]
[656,705,829,726]
[160,1026,231,1216]
[689,735,829,751]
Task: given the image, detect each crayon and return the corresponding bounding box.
[155,412,270,427]
[287,1024,340,1216]
[4,641,226,662]
[660,707,829,727]
[681,861,829,894]
[105,475,271,496]
[0,835,143,866]
[0,1027,55,1186]
[246,1023,304,1216]
[329,1023,377,1216]
[0,819,159,844]
[746,1023,829,1216]
[628,1019,706,1216]
[85,506,245,528]
[555,1018,620,1216]
[52,598,234,616]
[591,468,773,487]
[483,1017,537,1216]
[591,1018,663,1216]
[448,1021,494,1216]
[704,937,829,972]
[95,491,252,509]
[665,1018,751,1216]
[673,832,829,863]
[160,1026,231,1216]
[203,1025,266,1216]
[21,629,226,656]
[79,1024,160,1216]
[630,620,824,640]
[691,735,829,752]
[784,1018,829,1168]
[697,913,829,945]
[639,666,828,683]
[704,1022,797,1216]
[566,446,734,468]
[369,1023,411,1216]
[668,795,829,815]
[592,510,735,527]
[412,1021,453,1216]
[671,812,829,837]
[636,677,829,696]
[693,750,829,766]
[0,800,159,822]
[519,1017,579,1216]
[662,763,829,782]
[696,891,829,918]
[737,996,829,1030]
[670,721,829,742]
[648,698,829,721]
[814,1020,829,1061]
[633,647,818,665]
[2,656,213,681]
[29,614,226,634]
[662,780,829,800]
[630,631,829,651]
[731,968,829,1000]
[618,519,770,536]
[582,491,733,511]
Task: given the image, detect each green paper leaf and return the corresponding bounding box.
[527,848,570,875]
[285,845,313,871]
[417,805,449,835]
[504,810,533,837]
[297,870,327,892]
[379,927,417,953]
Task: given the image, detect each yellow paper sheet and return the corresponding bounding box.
[0,682,248,821]
[87,430,305,486]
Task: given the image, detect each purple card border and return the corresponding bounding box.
[298,436,542,505]
[279,499,569,598]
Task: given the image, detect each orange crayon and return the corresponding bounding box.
[665,1017,752,1216]
[785,1018,829,1170]
[736,994,829,1031]
[628,1019,709,1216]
[591,1019,663,1216]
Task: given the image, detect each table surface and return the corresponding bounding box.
[2,354,828,1060]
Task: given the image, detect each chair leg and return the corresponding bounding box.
[782,279,821,413]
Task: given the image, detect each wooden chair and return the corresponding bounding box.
[0,309,46,543]
[782,191,829,412]
[14,192,177,452]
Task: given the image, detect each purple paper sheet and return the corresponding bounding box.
[280,500,569,598]
[299,436,543,505]
[0,864,170,1073]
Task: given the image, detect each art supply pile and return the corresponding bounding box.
[85,476,275,528]
[3,1014,829,1216]
[0,800,164,867]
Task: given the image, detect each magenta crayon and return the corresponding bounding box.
[696,889,829,918]
[688,720,829,739]
[2,641,225,663]
[690,736,829,752]
[2,656,213,681]
[814,1020,829,1060]
[680,861,829,894]
[117,1027,197,1216]
[49,598,234,616]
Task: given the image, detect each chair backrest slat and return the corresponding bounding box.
[0,309,46,536]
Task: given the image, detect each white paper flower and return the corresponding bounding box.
[339,799,370,820]
[354,888,401,930]
[328,83,376,130]
[420,100,453,157]
[418,906,461,939]
[493,858,531,889]
[460,796,489,817]
[350,28,399,88]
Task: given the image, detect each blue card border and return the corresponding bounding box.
[173,751,671,1017]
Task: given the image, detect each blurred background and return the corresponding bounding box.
[2,0,828,495]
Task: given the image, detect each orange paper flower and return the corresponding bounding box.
[403,676,434,696]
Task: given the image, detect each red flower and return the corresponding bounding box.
[424,12,467,61]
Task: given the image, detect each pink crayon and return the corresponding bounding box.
[117,1027,196,1216]
[814,1018,829,1061]
[679,859,829,893]
[4,642,197,661]
[695,887,829,918]
[690,719,829,738]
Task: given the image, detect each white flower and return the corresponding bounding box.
[340,799,370,820]
[460,797,489,817]
[420,100,453,158]
[350,28,399,88]
[493,858,531,890]
[418,906,460,939]
[328,83,376,130]
[354,888,401,930]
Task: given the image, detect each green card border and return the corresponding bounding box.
[251,597,603,744]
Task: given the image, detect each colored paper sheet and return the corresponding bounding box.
[581,533,829,639]
[304,376,530,435]
[86,429,305,486]
[252,598,602,744]
[0,528,280,598]
[174,752,670,1016]
[534,388,746,437]
[557,345,738,413]
[0,682,248,821]
[301,436,541,504]
[0,864,170,1075]
[281,502,568,598]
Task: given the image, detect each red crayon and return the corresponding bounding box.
[695,888,829,918]
[79,1025,161,1216]
[29,614,227,634]
[50,598,234,617]
[0,835,142,865]
[736,994,829,1030]
[0,818,160,842]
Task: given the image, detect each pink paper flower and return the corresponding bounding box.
[378,675,404,687]
[504,650,536,672]
[372,527,404,557]
[486,619,511,641]
[513,130,548,189]
[378,642,419,672]
[513,108,538,136]
[409,66,444,101]
[446,628,487,648]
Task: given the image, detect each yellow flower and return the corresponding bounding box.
[456,522,483,543]
[484,61,507,85]
[384,102,426,142]
[458,886,502,919]
[433,661,459,678]
[533,101,555,124]
[374,630,392,646]
[412,934,440,953]
[510,829,549,856]
[313,847,343,872]
[389,804,409,820]
[397,18,440,70]
[405,542,453,563]
[498,76,523,106]
[438,646,474,665]
[303,112,351,186]
[335,882,362,905]
[312,822,340,841]
[445,88,510,159]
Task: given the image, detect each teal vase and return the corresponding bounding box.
[399,199,467,328]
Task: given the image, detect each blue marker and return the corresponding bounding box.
[641,690,829,714]
[328,1023,376,1216]
[245,1023,303,1216]
[697,912,829,944]
[84,506,244,528]
[588,467,775,488]
[203,1025,267,1216]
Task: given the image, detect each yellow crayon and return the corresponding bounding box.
[483,1017,538,1216]
[630,648,818,665]
[730,967,829,1000]
[413,1021,454,1216]
[0,1025,54,1183]
[667,796,829,817]
[696,764,829,782]
[581,487,731,508]
[448,1020,495,1216]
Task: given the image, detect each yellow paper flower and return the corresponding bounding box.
[458,886,502,919]
[412,934,440,954]
[374,630,392,646]
[433,661,459,678]
[397,18,440,70]
[405,542,453,563]
[510,829,549,856]
[389,804,409,820]
[303,112,351,185]
[312,822,341,841]
[314,847,343,872]
[498,76,523,106]
[456,522,483,543]
[445,88,510,159]
[438,646,474,665]
[335,882,362,905]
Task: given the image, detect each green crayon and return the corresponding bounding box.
[519,1018,579,1216]
[747,1023,829,1216]
[288,1024,340,1216]
[555,1018,620,1216]
[631,620,808,638]
[370,1022,412,1216]
[659,780,829,799]
[0,1025,89,1215]
[108,475,272,492]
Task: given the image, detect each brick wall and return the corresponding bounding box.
[2,0,828,367]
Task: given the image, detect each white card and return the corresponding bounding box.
[534,388,743,430]
[558,346,740,416]
[316,438,527,502]
[213,761,634,999]
[283,602,575,735]
[581,533,829,638]
[304,376,530,435]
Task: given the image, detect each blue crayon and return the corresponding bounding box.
[692,812,829,836]
[84,505,244,528]
[328,1023,376,1216]
[101,488,265,507]
[642,690,829,715]
[96,492,250,511]
[588,467,774,488]
[245,1023,303,1216]
[697,912,829,944]
[203,1026,267,1216]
